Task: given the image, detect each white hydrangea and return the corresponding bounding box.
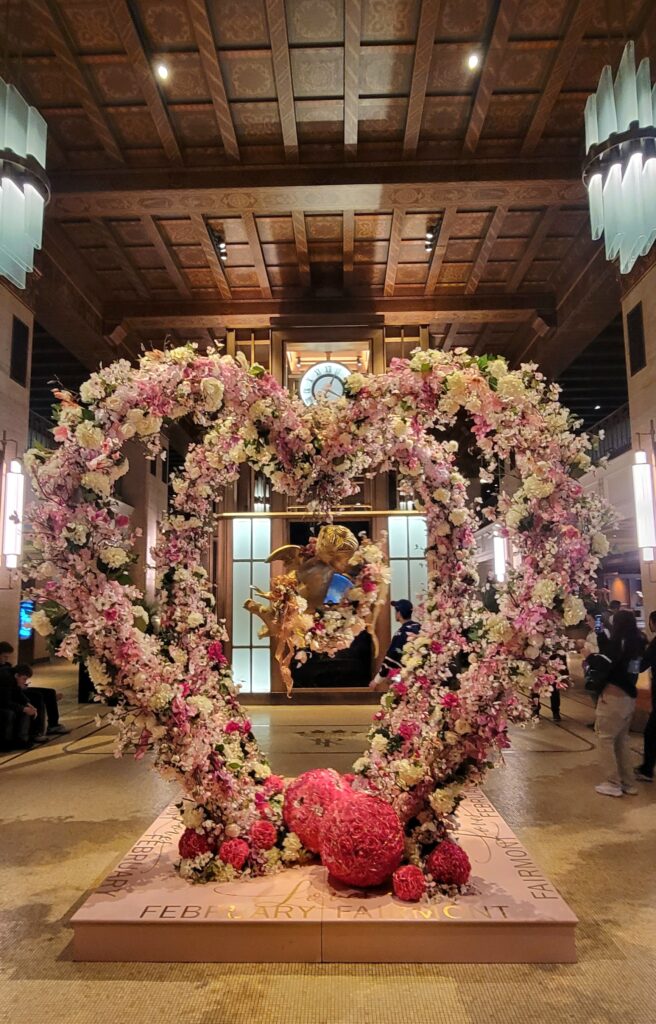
[187,695,213,716]
[592,532,609,556]
[251,761,271,780]
[395,759,425,787]
[370,733,389,754]
[449,508,468,526]
[187,611,204,628]
[487,357,508,380]
[75,421,104,449]
[281,831,304,864]
[345,372,366,394]
[79,376,106,404]
[148,684,174,710]
[81,471,111,499]
[532,578,558,607]
[496,374,526,402]
[200,376,224,411]
[181,802,205,829]
[524,475,555,499]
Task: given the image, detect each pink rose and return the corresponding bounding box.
[218,838,250,870]
[362,579,377,593]
[392,681,408,697]
[263,774,285,795]
[430,641,443,654]
[224,720,240,733]
[441,692,459,708]
[116,514,130,528]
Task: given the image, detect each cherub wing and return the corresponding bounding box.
[266,544,303,570]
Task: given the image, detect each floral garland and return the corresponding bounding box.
[24,345,611,888]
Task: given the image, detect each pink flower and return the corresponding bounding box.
[393,864,426,902]
[178,828,211,860]
[249,820,278,850]
[218,838,250,870]
[53,426,69,442]
[441,692,459,708]
[116,514,130,528]
[426,840,471,887]
[263,774,285,795]
[392,681,408,697]
[361,579,377,593]
[224,720,240,733]
[430,641,443,654]
[208,640,227,665]
[398,721,419,741]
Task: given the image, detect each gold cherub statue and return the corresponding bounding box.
[244,525,380,696]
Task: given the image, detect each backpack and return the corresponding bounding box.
[584,652,613,695]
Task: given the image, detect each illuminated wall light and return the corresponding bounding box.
[493,533,507,583]
[0,78,49,289]
[632,450,656,561]
[2,458,25,568]
[583,42,656,274]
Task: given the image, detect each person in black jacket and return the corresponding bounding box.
[635,609,656,783]
[0,642,41,748]
[594,611,646,798]
[369,599,420,689]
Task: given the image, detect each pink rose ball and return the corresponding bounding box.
[283,768,348,853]
[320,792,404,888]
[249,819,278,850]
[178,828,211,860]
[218,837,250,871]
[392,864,426,902]
[263,774,285,796]
[426,840,471,887]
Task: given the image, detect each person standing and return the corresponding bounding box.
[369,599,420,688]
[635,609,656,783]
[595,610,646,798]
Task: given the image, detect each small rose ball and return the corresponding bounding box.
[249,819,278,850]
[426,840,471,887]
[283,768,348,853]
[263,774,285,796]
[218,837,250,871]
[320,792,404,888]
[178,828,211,860]
[392,864,426,902]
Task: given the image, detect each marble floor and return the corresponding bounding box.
[0,663,655,1024]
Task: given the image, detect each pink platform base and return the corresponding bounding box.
[71,791,577,963]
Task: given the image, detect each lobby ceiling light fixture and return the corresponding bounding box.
[156,63,169,81]
[467,52,480,71]
[0,78,49,289]
[207,225,228,263]
[583,41,656,274]
[424,220,441,253]
[632,449,656,562]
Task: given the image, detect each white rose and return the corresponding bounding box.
[31,609,53,636]
[126,409,162,437]
[592,532,609,556]
[345,372,366,394]
[487,358,508,380]
[200,377,224,411]
[81,471,111,499]
[187,612,204,628]
[181,802,205,829]
[563,594,586,627]
[251,761,271,780]
[449,508,467,526]
[434,521,451,537]
[370,733,388,754]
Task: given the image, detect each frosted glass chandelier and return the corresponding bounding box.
[583,41,656,274]
[0,77,49,289]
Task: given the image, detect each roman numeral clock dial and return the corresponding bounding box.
[299,361,350,406]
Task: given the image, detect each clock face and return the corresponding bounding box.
[299,361,350,406]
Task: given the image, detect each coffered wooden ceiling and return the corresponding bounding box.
[8,0,656,370]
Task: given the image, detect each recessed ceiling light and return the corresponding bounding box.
[467,53,480,71]
[594,404,601,410]
[156,63,169,81]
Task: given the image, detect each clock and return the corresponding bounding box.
[299,361,351,406]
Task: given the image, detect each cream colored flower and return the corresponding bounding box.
[449,508,468,526]
[370,733,388,754]
[87,656,110,686]
[532,578,558,607]
[75,421,104,449]
[592,532,609,556]
[345,372,366,394]
[487,357,508,380]
[251,761,271,780]
[126,409,162,437]
[81,471,111,499]
[200,376,224,411]
[524,475,555,499]
[454,718,471,735]
[395,759,425,787]
[187,695,213,716]
[100,546,129,569]
[563,594,585,627]
[31,609,53,636]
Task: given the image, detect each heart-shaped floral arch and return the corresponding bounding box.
[25,345,609,886]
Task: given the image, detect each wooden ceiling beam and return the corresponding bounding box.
[403,0,442,157]
[424,207,457,295]
[471,323,495,356]
[189,213,232,300]
[107,0,183,165]
[30,0,124,164]
[521,0,595,156]
[115,292,554,332]
[265,0,299,162]
[90,217,151,300]
[186,0,240,161]
[505,207,560,292]
[442,322,459,352]
[140,216,193,299]
[344,0,361,157]
[291,211,311,290]
[463,0,522,156]
[242,213,273,298]
[49,163,585,218]
[384,208,405,297]
[465,205,506,294]
[343,209,355,291]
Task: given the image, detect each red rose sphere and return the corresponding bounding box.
[178,828,211,860]
[392,864,426,902]
[426,840,471,887]
[320,792,404,887]
[249,819,278,850]
[283,768,348,853]
[218,837,250,871]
